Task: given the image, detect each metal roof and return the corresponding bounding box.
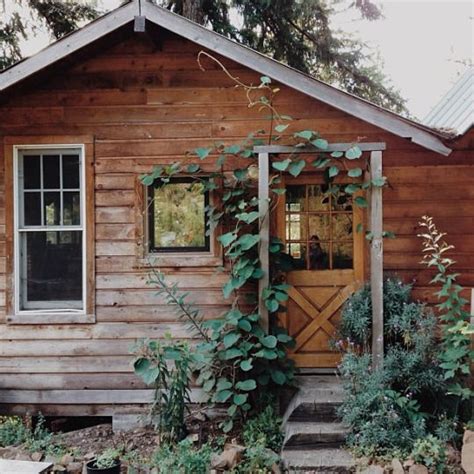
[0,0,451,155]
[424,68,473,135]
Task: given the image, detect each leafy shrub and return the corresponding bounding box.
[151,439,214,474]
[133,337,194,442]
[411,435,447,473]
[242,404,284,452]
[338,278,448,459]
[0,416,29,447]
[93,448,121,469]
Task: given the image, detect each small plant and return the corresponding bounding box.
[94,448,121,469]
[133,337,194,443]
[411,435,447,473]
[242,404,284,452]
[0,416,29,447]
[151,439,215,474]
[418,215,474,402]
[236,444,280,474]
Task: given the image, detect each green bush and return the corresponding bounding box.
[411,435,447,474]
[338,278,450,459]
[235,444,280,474]
[242,404,284,452]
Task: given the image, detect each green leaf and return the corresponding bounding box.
[289,160,306,177]
[186,163,200,173]
[223,332,241,348]
[312,157,331,169]
[372,177,386,187]
[328,166,339,178]
[235,379,257,391]
[312,138,328,150]
[348,168,363,178]
[344,184,360,194]
[141,175,154,186]
[238,319,252,332]
[294,130,313,140]
[261,335,278,349]
[255,349,278,360]
[271,370,287,385]
[133,358,150,375]
[275,124,289,133]
[236,211,260,224]
[216,379,233,391]
[272,158,291,171]
[225,144,241,154]
[345,146,362,160]
[265,298,279,313]
[222,419,233,433]
[203,379,215,392]
[219,232,237,247]
[238,234,260,251]
[272,188,286,194]
[260,76,271,84]
[354,196,368,208]
[240,359,253,371]
[227,405,237,417]
[215,390,233,403]
[195,147,212,160]
[233,393,248,406]
[331,151,343,158]
[223,348,243,360]
[234,168,248,181]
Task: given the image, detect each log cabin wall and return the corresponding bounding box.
[0,26,470,415]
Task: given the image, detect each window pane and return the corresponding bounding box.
[332,190,352,211]
[286,185,306,212]
[308,185,329,211]
[63,192,80,225]
[308,214,330,241]
[286,214,307,241]
[332,214,353,240]
[333,242,353,269]
[24,192,41,226]
[150,181,207,249]
[309,240,330,270]
[43,155,60,189]
[23,155,40,189]
[22,231,82,307]
[44,192,60,225]
[287,243,306,270]
[63,155,80,189]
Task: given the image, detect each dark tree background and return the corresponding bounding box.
[0,0,407,114]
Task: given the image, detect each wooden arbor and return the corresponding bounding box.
[255,143,386,369]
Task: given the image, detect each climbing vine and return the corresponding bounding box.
[139,54,389,431]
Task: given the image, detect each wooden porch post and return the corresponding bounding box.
[258,152,270,332]
[370,150,384,369]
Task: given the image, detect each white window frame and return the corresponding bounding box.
[13,144,87,317]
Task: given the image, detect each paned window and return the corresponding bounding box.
[148,178,209,252]
[285,184,353,270]
[15,148,85,312]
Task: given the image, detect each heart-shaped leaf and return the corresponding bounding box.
[289,160,306,177]
[272,159,291,171]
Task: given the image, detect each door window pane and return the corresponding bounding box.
[308,185,329,211]
[333,242,353,269]
[309,240,330,270]
[286,185,306,212]
[332,214,353,240]
[23,231,82,307]
[286,214,307,241]
[308,214,330,241]
[287,243,306,270]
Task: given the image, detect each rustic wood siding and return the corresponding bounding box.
[0,29,470,413]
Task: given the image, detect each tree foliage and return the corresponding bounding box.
[158,0,407,113]
[0,0,99,70]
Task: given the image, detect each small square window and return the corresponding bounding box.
[148,178,210,253]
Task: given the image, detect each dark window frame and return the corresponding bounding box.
[148,177,210,253]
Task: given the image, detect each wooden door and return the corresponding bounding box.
[276,177,365,368]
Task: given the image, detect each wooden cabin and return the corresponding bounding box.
[0,0,471,419]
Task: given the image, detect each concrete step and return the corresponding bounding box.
[283,421,348,450]
[282,376,344,424]
[282,448,355,473]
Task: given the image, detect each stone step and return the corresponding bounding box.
[282,448,355,473]
[283,421,348,450]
